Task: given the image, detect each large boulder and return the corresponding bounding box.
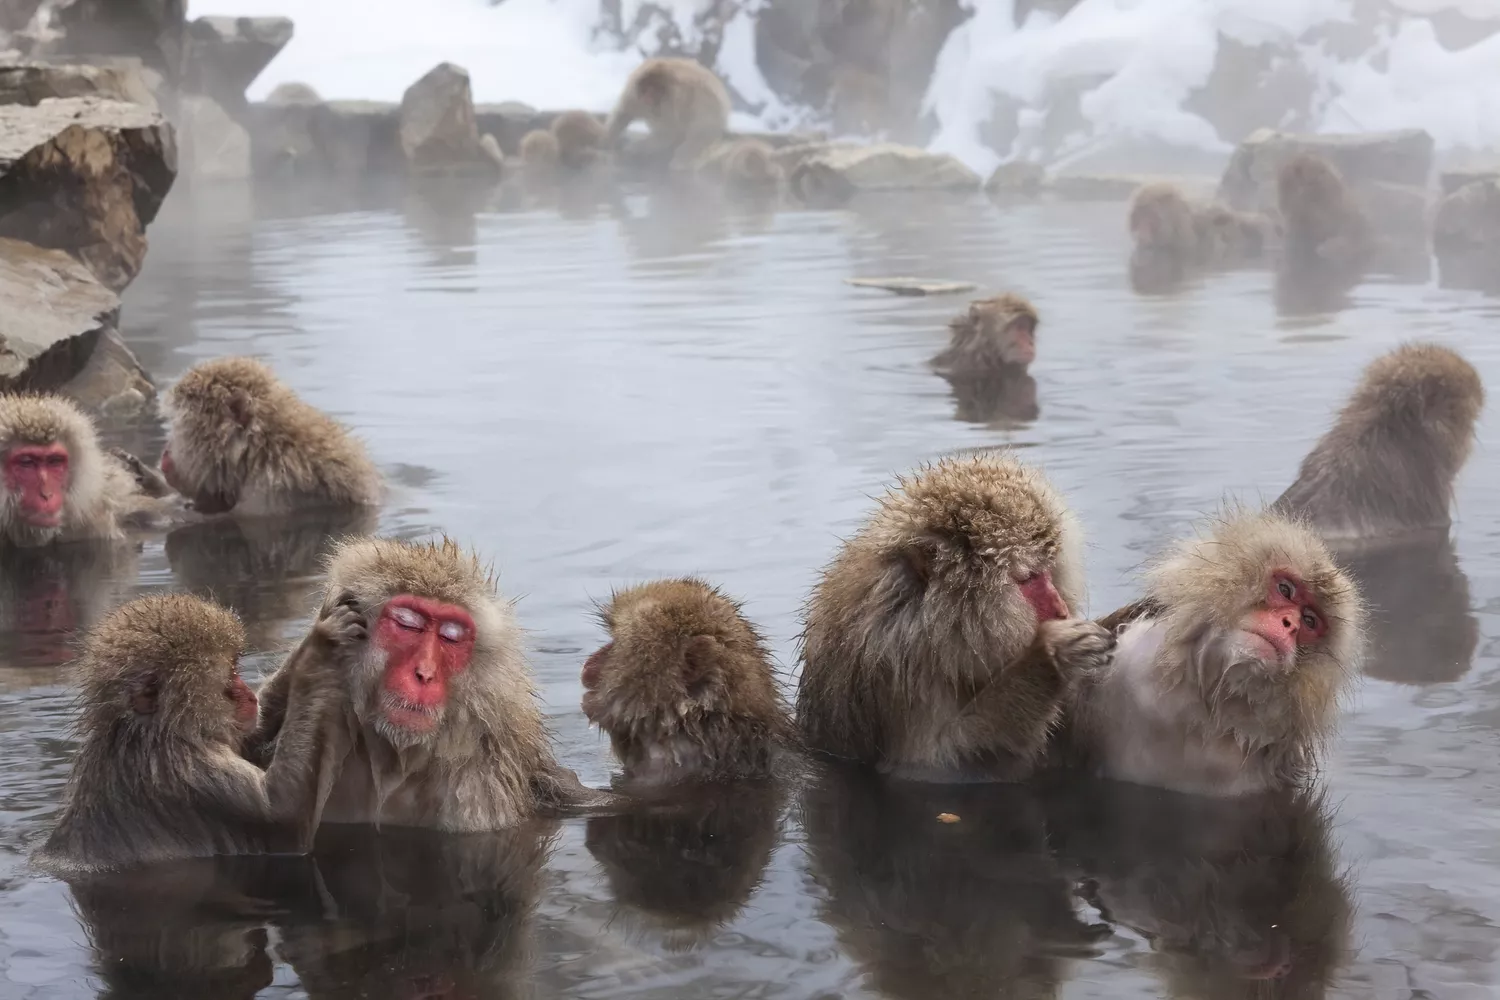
[1216,128,1434,215]
[0,59,158,109]
[177,93,249,181]
[0,96,177,290]
[0,236,154,412]
[180,15,293,117]
[786,142,980,204]
[50,0,187,83]
[1433,179,1500,292]
[398,62,497,177]
[248,98,401,177]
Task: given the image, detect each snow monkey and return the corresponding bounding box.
[932,293,1039,377]
[1274,153,1372,309]
[1128,183,1274,291]
[1078,509,1365,797]
[550,109,607,170]
[581,577,791,786]
[159,356,382,516]
[248,536,617,837]
[518,128,560,175]
[0,394,170,548]
[797,454,1115,781]
[605,57,731,170]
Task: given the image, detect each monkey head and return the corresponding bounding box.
[160,357,285,507]
[1145,510,1365,750]
[79,594,255,743]
[976,294,1038,367]
[0,395,107,547]
[1345,341,1485,475]
[519,129,560,172]
[1276,153,1346,218]
[1128,184,1196,252]
[321,536,517,751]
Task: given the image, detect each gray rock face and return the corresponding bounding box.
[177,93,249,181]
[1217,128,1435,215]
[180,15,293,116]
[1434,178,1500,292]
[249,98,401,177]
[51,0,188,82]
[787,142,980,204]
[266,80,320,106]
[0,59,158,109]
[0,96,177,291]
[399,62,497,177]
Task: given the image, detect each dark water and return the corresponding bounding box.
[1,177,1498,998]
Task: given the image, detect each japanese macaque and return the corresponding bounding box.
[581,578,791,786]
[1076,510,1364,797]
[34,595,286,871]
[159,356,383,516]
[1433,178,1500,293]
[550,109,607,170]
[1274,343,1482,544]
[797,455,1115,781]
[605,57,731,171]
[249,536,616,835]
[933,293,1039,376]
[1274,154,1372,311]
[518,128,560,174]
[699,137,784,195]
[0,394,168,547]
[1128,183,1273,292]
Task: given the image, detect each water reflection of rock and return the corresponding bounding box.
[0,541,136,670]
[276,823,552,1000]
[943,368,1039,426]
[1045,780,1352,1000]
[585,780,785,947]
[164,508,377,651]
[801,765,1108,999]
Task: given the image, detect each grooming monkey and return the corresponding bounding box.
[606,57,731,171]
[159,356,383,516]
[0,394,173,547]
[797,455,1115,780]
[1077,509,1364,797]
[581,577,791,787]
[249,536,616,836]
[35,595,292,870]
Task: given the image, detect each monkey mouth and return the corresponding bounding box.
[380,695,442,733]
[21,510,62,528]
[1246,629,1294,663]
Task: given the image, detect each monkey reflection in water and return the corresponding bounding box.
[802,765,1110,999]
[1046,780,1352,1000]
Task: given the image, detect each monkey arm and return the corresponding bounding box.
[1096,598,1166,634]
[242,661,293,768]
[108,448,173,498]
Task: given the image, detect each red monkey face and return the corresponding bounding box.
[226,665,258,735]
[5,443,69,527]
[1001,317,1037,366]
[1239,570,1327,665]
[373,595,476,738]
[1017,568,1069,621]
[159,445,183,493]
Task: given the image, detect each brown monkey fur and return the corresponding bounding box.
[1128,183,1272,277]
[932,293,1039,376]
[518,128,560,174]
[701,137,784,195]
[1079,509,1364,797]
[605,57,731,170]
[1276,153,1372,278]
[797,455,1114,780]
[0,394,169,547]
[161,356,382,516]
[252,536,615,836]
[550,109,607,170]
[582,578,791,785]
[1273,342,1483,544]
[35,595,286,871]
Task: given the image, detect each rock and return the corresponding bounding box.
[1217,128,1435,215]
[177,93,249,181]
[1440,166,1500,197]
[59,326,154,414]
[180,15,294,116]
[0,236,118,389]
[1353,180,1429,242]
[50,0,187,83]
[0,96,177,291]
[0,0,44,36]
[0,59,158,109]
[248,98,400,177]
[1047,172,1218,202]
[788,143,980,205]
[474,101,543,156]
[266,80,320,106]
[985,161,1044,197]
[845,276,978,296]
[1433,178,1500,291]
[398,62,497,177]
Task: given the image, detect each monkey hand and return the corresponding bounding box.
[315,594,368,649]
[109,448,173,498]
[1039,618,1116,681]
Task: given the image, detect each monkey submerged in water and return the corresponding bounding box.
[1076,509,1364,797]
[798,454,1115,781]
[159,356,383,516]
[582,578,791,787]
[932,293,1039,377]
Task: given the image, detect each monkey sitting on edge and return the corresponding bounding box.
[35,595,289,871]
[1076,509,1364,797]
[797,455,1115,782]
[159,356,383,516]
[606,57,731,172]
[582,577,791,787]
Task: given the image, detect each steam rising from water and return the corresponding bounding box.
[191,0,1500,171]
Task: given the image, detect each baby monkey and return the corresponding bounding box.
[582,578,790,786]
[1078,509,1364,797]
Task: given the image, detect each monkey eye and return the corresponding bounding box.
[389,606,426,631]
[1301,608,1321,633]
[1016,570,1041,584]
[44,454,66,468]
[14,455,36,469]
[438,621,469,643]
[1276,578,1295,600]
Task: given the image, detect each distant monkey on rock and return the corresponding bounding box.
[1078,509,1364,797]
[797,455,1115,781]
[582,578,791,786]
[606,57,731,170]
[159,356,382,516]
[932,293,1039,376]
[0,394,169,548]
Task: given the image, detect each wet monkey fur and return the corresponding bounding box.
[932,293,1040,376]
[582,578,791,786]
[550,109,607,170]
[159,356,382,516]
[797,455,1115,781]
[1079,509,1364,797]
[605,57,731,170]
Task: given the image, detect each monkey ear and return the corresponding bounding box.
[129,675,160,716]
[682,635,720,695]
[227,390,255,428]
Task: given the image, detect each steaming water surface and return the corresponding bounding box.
[2,184,1499,997]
